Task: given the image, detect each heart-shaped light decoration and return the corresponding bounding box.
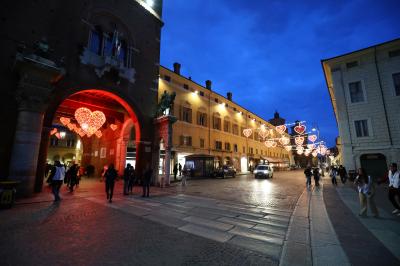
[279,136,290,145]
[264,140,276,148]
[50,128,58,135]
[67,123,76,130]
[284,145,292,151]
[75,127,86,137]
[307,144,315,150]
[243,128,252,138]
[295,136,305,146]
[110,124,118,131]
[95,130,102,138]
[75,107,106,137]
[257,127,269,139]
[60,117,70,126]
[308,134,317,142]
[55,132,61,139]
[294,124,306,134]
[276,125,286,135]
[297,150,304,155]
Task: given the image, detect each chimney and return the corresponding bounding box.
[227,92,232,101]
[173,62,181,75]
[205,80,212,90]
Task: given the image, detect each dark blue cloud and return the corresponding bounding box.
[160,0,400,146]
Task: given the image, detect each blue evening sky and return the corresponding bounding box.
[160,0,399,147]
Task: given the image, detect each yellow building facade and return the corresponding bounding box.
[158,64,292,173]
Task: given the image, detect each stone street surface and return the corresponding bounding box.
[1,170,400,266]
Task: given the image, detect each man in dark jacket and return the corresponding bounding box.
[105,164,118,203]
[338,165,347,184]
[142,164,152,197]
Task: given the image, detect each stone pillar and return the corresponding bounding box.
[34,126,52,192]
[115,137,128,174]
[154,115,177,187]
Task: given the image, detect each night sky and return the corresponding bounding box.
[160,0,400,147]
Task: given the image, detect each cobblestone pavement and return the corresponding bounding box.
[0,170,306,265]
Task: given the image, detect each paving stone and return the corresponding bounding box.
[183,216,234,231]
[236,215,289,229]
[252,223,287,236]
[217,216,257,229]
[145,213,187,228]
[228,226,284,246]
[179,224,234,243]
[285,225,310,244]
[229,235,282,260]
[280,241,312,266]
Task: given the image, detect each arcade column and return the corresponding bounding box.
[9,52,64,196]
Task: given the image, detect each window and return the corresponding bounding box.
[200,138,205,148]
[393,73,400,96]
[183,84,189,90]
[66,139,75,148]
[354,120,369,137]
[349,81,365,103]
[213,116,221,130]
[256,149,258,154]
[389,49,400,58]
[199,91,204,96]
[215,98,219,103]
[215,141,222,150]
[223,120,230,133]
[346,61,359,69]
[181,106,192,123]
[234,144,238,153]
[197,112,207,126]
[232,124,239,135]
[164,75,171,82]
[180,136,192,146]
[225,142,231,151]
[241,127,246,137]
[89,29,102,55]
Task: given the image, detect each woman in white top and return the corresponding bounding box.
[51,161,65,202]
[355,168,379,218]
[388,163,400,215]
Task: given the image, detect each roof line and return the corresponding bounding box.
[321,37,400,62]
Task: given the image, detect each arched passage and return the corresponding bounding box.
[35,89,143,191]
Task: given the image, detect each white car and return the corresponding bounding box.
[254,165,274,179]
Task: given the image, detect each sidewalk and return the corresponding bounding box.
[280,176,400,266]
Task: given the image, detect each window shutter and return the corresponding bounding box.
[197,111,200,125]
[179,135,184,145]
[179,105,183,120]
[188,109,192,123]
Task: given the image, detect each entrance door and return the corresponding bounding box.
[360,153,387,180]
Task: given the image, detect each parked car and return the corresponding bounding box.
[215,165,236,178]
[254,164,274,179]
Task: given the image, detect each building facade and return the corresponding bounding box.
[322,38,400,177]
[1,0,163,196]
[158,64,293,173]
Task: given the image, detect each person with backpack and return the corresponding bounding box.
[304,167,312,188]
[66,164,79,192]
[51,161,65,202]
[355,168,378,218]
[105,164,118,203]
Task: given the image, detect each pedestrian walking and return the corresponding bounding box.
[51,161,65,202]
[304,167,312,188]
[181,167,188,186]
[388,163,400,216]
[338,165,347,184]
[123,163,132,195]
[105,164,118,203]
[178,163,182,177]
[313,168,320,187]
[66,164,79,192]
[355,168,379,218]
[173,163,178,181]
[142,164,152,197]
[128,165,135,194]
[330,166,338,186]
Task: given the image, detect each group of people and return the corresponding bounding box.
[172,163,183,181]
[305,162,400,219]
[46,161,81,202]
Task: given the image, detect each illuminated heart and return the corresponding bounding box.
[75,107,106,137]
[294,124,306,134]
[257,127,269,139]
[279,136,290,145]
[264,140,275,148]
[110,124,118,131]
[50,128,57,135]
[243,128,252,138]
[95,130,102,138]
[295,136,304,146]
[276,125,286,135]
[308,134,317,142]
[284,145,292,151]
[55,132,61,139]
[60,117,70,126]
[75,127,86,137]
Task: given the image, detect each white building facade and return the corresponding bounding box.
[322,39,400,177]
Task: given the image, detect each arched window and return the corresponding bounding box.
[213,112,221,130]
[223,116,230,133]
[179,101,192,123]
[197,107,207,127]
